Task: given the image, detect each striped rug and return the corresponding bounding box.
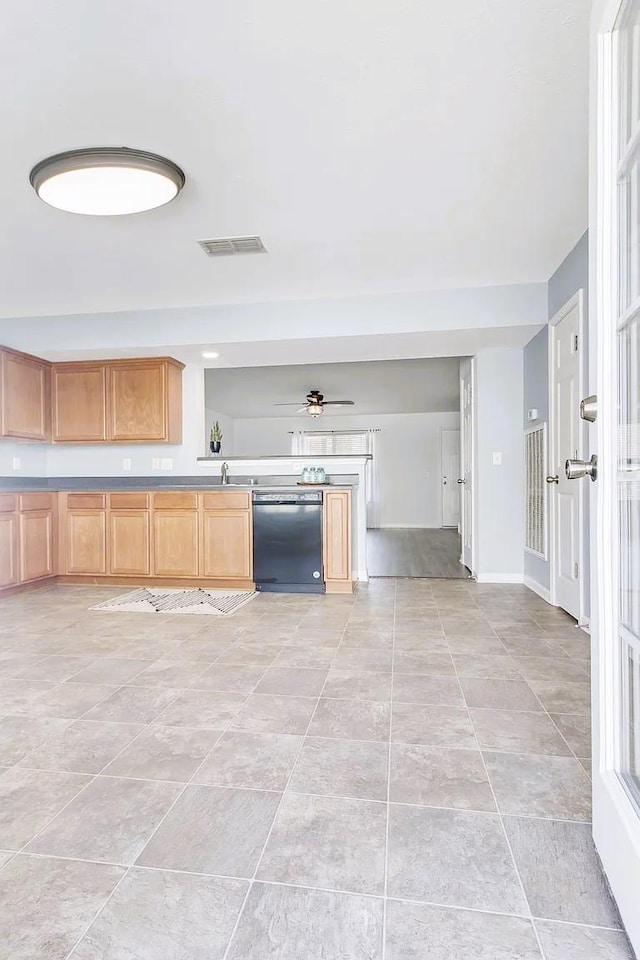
[90,587,256,616]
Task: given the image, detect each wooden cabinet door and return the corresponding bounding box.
[0,350,50,440]
[0,512,18,587]
[109,510,150,576]
[52,364,107,441]
[66,511,107,574]
[108,362,167,441]
[153,511,199,577]
[324,490,352,587]
[201,510,252,579]
[19,510,53,582]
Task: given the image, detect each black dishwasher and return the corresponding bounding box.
[252,490,324,593]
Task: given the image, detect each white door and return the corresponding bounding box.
[550,296,583,620]
[441,429,461,527]
[460,359,475,572]
[591,0,640,951]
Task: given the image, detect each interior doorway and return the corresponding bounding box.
[366,358,468,579]
[548,291,586,621]
[440,428,461,527]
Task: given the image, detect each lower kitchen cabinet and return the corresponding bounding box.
[153,510,199,577]
[19,510,54,582]
[0,510,18,587]
[0,492,55,591]
[324,489,353,593]
[109,510,150,576]
[65,506,107,575]
[201,510,252,580]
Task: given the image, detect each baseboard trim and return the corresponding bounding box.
[523,576,552,604]
[55,575,255,590]
[0,576,57,598]
[475,573,523,584]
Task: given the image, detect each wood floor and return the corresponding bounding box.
[367,527,471,579]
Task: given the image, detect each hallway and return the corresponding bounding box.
[367,527,470,579]
[0,579,630,959]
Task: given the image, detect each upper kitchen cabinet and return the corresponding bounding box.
[50,356,184,444]
[52,362,107,442]
[108,358,183,443]
[0,346,51,441]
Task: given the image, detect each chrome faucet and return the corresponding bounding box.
[221,462,229,485]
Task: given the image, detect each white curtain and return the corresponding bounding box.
[366,429,380,529]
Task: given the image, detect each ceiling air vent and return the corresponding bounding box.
[197,235,267,257]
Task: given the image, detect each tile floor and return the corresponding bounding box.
[0,578,634,959]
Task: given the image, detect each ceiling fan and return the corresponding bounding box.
[275,389,355,417]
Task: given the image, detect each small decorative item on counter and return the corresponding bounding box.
[301,465,311,483]
[210,421,223,454]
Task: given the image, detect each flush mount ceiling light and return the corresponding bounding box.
[29,147,185,216]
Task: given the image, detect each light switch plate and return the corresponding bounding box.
[122,458,132,471]
[492,452,502,466]
[12,457,20,471]
[160,458,173,470]
[152,458,161,469]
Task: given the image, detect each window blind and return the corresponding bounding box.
[524,423,548,559]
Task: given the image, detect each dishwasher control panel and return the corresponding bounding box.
[252,491,323,505]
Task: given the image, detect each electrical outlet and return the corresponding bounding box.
[152,458,161,469]
[492,452,502,466]
[160,457,173,470]
[12,457,20,471]
[122,458,132,471]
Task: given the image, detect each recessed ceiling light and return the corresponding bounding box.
[202,351,219,359]
[29,147,185,216]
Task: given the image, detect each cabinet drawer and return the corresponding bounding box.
[0,493,16,513]
[153,491,198,510]
[67,493,106,510]
[202,491,250,511]
[20,493,53,512]
[109,492,149,510]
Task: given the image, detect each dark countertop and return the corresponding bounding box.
[0,474,359,492]
[197,454,372,461]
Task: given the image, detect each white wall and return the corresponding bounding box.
[232,411,459,528]
[475,348,525,580]
[0,441,47,478]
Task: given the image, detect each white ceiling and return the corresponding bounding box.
[205,358,461,418]
[0,0,588,320]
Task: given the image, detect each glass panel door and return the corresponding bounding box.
[616,1,640,811]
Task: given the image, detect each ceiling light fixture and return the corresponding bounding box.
[202,351,220,359]
[306,402,324,417]
[29,147,185,216]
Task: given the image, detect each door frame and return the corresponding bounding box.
[547,289,589,625]
[439,427,461,529]
[459,357,477,576]
[591,0,640,949]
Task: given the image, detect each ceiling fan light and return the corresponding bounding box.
[306,402,323,417]
[29,147,185,216]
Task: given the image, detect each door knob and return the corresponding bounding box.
[456,479,465,484]
[565,455,598,482]
[545,475,559,484]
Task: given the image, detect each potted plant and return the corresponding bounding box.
[209,421,223,454]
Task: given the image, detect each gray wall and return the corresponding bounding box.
[548,231,589,319]
[523,326,550,589]
[476,348,524,579]
[524,230,590,609]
